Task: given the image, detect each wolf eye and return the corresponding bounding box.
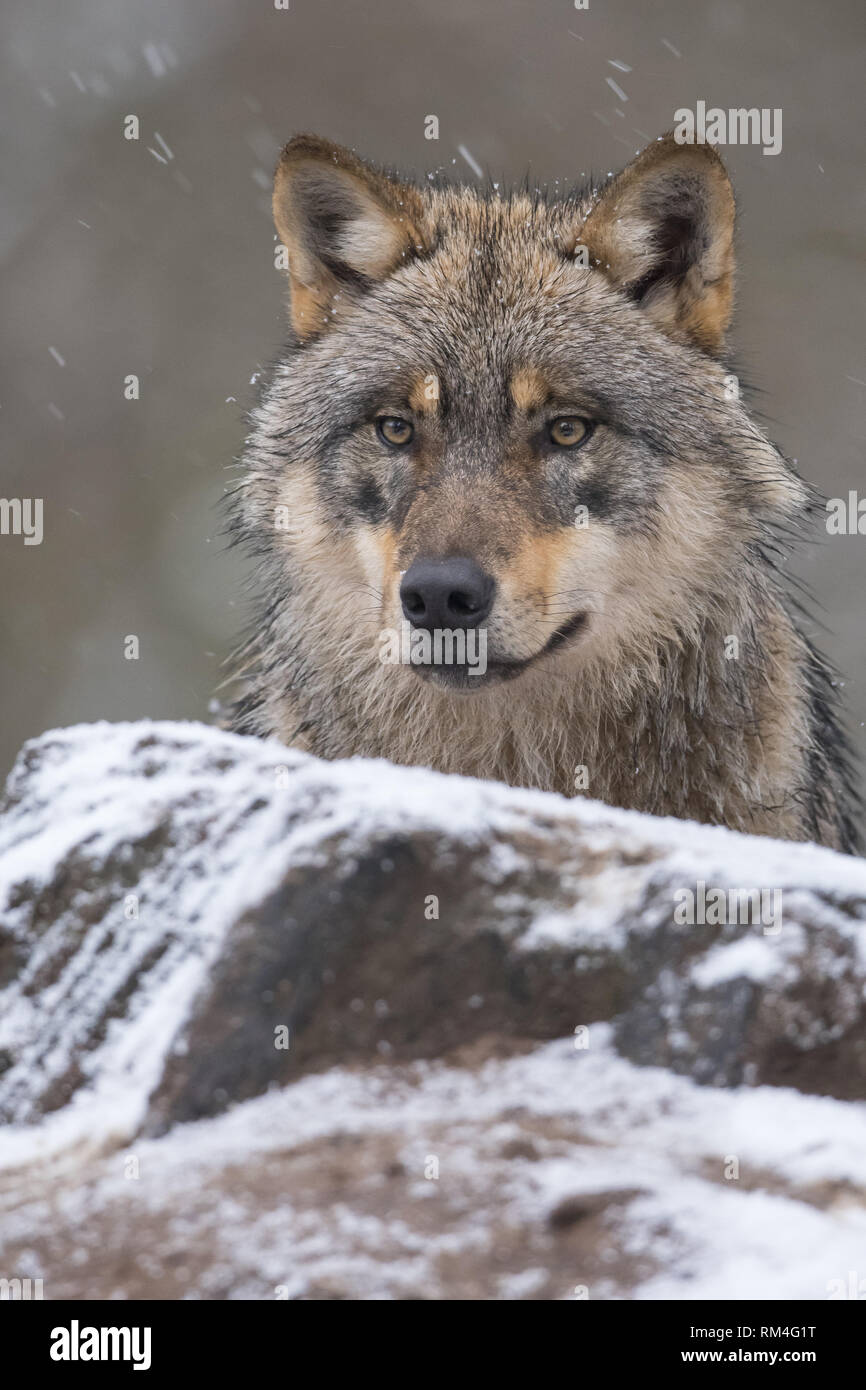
[548,417,590,449]
[377,416,414,448]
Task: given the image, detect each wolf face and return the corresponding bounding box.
[253,134,802,694]
[230,133,859,849]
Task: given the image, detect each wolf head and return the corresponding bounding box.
[240,133,806,707]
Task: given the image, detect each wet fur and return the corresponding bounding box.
[225,135,861,851]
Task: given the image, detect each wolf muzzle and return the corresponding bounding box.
[399,555,495,632]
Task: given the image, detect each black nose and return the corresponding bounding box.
[400,556,494,631]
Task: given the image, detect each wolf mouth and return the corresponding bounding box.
[421,610,588,690]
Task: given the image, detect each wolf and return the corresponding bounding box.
[226,131,860,852]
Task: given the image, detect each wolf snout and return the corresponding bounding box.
[400,556,494,631]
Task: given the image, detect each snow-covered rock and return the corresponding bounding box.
[1,719,865,1299]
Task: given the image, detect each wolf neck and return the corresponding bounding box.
[284,604,806,841]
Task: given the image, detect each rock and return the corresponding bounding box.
[1,719,865,1299]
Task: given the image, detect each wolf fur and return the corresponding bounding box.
[226,132,860,851]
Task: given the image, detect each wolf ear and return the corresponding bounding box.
[273,135,426,341]
[579,134,735,354]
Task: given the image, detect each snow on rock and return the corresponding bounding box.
[0,719,865,1299]
[2,1034,866,1301]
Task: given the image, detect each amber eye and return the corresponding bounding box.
[548,417,590,449]
[377,416,414,448]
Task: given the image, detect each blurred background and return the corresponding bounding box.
[1,0,864,798]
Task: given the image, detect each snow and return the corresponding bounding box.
[2,718,866,1299]
[3,1032,865,1299]
[691,935,797,989]
[2,719,865,1166]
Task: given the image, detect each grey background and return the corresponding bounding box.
[1,0,864,797]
